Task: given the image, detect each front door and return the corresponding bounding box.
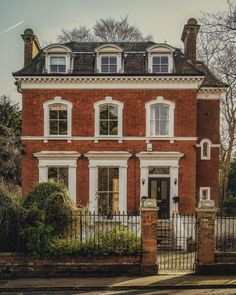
[148,177,170,218]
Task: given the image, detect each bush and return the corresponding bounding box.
[0,186,25,251]
[48,227,141,256]
[24,182,75,236]
[221,195,236,216]
[22,204,53,256]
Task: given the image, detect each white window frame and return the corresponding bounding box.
[43,96,72,140]
[199,187,211,201]
[44,45,73,74]
[200,139,211,160]
[94,96,123,139]
[33,151,80,203]
[147,44,174,74]
[85,151,131,213]
[95,44,123,73]
[145,96,175,138]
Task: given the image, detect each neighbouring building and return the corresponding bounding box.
[13,18,226,217]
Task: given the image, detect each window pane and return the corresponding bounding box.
[58,57,66,65]
[153,57,160,64]
[100,121,108,135]
[161,56,168,64]
[101,56,109,64]
[49,110,58,119]
[50,57,58,65]
[59,120,67,134]
[110,57,117,65]
[161,65,168,72]
[98,167,108,191]
[58,167,68,186]
[110,192,119,214]
[100,105,109,119]
[98,193,109,215]
[109,65,117,73]
[108,168,119,191]
[101,65,109,73]
[160,121,168,135]
[153,65,161,73]
[49,120,58,135]
[109,105,118,119]
[48,167,58,182]
[203,142,208,157]
[109,121,118,135]
[159,106,169,119]
[58,65,66,73]
[59,110,67,119]
[50,65,57,72]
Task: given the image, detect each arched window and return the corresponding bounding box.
[43,96,72,138]
[200,139,211,160]
[145,96,175,138]
[94,96,123,138]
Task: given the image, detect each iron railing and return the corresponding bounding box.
[66,211,141,254]
[215,212,236,252]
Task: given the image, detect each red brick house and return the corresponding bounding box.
[13,18,226,216]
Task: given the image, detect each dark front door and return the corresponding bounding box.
[148,177,170,218]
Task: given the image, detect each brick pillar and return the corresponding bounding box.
[196,200,217,268]
[140,198,159,275]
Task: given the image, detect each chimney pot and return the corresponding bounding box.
[21,28,40,67]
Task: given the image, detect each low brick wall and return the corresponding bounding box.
[215,252,236,263]
[0,253,142,278]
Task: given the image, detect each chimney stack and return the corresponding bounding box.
[21,28,40,67]
[181,18,200,63]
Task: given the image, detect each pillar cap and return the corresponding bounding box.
[140,198,159,211]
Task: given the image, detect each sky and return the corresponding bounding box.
[0,0,229,105]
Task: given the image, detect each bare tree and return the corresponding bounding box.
[58,26,94,42]
[57,16,153,43]
[198,0,236,201]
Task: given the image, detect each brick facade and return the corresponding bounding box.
[21,88,220,213]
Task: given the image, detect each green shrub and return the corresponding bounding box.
[0,186,25,251]
[22,204,53,256]
[24,182,75,236]
[221,195,236,216]
[48,227,141,256]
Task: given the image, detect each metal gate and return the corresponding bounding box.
[157,213,197,272]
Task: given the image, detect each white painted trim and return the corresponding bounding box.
[85,151,131,213]
[137,151,183,215]
[145,96,175,138]
[15,76,204,90]
[199,138,212,160]
[33,151,80,203]
[93,96,123,138]
[197,87,227,100]
[43,96,72,138]
[199,187,211,200]
[148,54,174,73]
[21,136,198,141]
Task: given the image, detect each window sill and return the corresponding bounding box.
[146,136,174,143]
[44,136,72,143]
[94,136,123,143]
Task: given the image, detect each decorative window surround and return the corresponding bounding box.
[94,96,123,139]
[145,96,175,138]
[43,96,72,142]
[33,151,80,203]
[85,151,131,213]
[95,44,123,73]
[199,139,212,160]
[147,44,174,73]
[44,44,73,74]
[199,187,211,201]
[137,151,184,215]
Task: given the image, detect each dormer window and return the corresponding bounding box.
[147,44,174,74]
[50,56,66,73]
[44,44,73,74]
[95,44,123,74]
[101,56,118,73]
[152,56,169,73]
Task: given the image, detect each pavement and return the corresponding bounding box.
[1,273,236,292]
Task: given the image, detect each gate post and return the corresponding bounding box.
[196,200,217,271]
[140,198,159,275]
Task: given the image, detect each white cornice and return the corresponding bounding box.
[33,151,80,160]
[197,87,227,100]
[136,151,184,161]
[85,151,131,161]
[15,75,204,90]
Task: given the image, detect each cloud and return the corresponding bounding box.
[0,20,24,36]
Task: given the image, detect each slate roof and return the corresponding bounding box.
[13,41,227,88]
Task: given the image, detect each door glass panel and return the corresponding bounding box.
[149,167,170,175]
[161,180,168,200]
[150,180,157,199]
